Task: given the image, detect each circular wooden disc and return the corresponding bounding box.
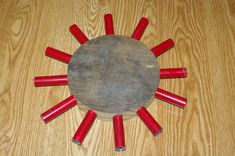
[68,35,159,120]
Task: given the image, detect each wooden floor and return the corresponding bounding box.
[0,0,235,155]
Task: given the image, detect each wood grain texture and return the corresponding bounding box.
[0,0,234,155]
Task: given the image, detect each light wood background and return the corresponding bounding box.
[0,0,234,155]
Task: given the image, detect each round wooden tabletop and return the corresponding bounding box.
[68,35,159,120]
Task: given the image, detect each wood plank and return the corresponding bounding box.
[0,0,234,155]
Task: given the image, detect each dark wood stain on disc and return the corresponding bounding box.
[68,35,159,120]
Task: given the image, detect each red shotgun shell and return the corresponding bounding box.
[69,24,89,45]
[45,47,71,64]
[34,75,68,87]
[131,17,149,40]
[160,68,187,79]
[136,106,162,136]
[41,95,77,123]
[155,88,187,108]
[72,110,97,145]
[151,39,174,57]
[104,14,114,35]
[113,114,126,151]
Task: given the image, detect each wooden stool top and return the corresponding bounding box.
[68,35,159,120]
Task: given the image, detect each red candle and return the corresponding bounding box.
[136,106,162,136]
[131,17,149,40]
[160,68,187,79]
[34,75,68,87]
[113,114,126,151]
[104,13,114,35]
[41,95,77,123]
[69,24,89,45]
[45,47,71,64]
[151,39,174,57]
[155,88,187,108]
[72,110,97,145]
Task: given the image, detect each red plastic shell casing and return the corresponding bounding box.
[160,68,187,79]
[45,47,71,64]
[72,110,97,145]
[41,95,77,123]
[151,39,174,57]
[155,88,187,108]
[136,106,162,136]
[131,17,149,40]
[113,114,126,151]
[104,14,114,35]
[34,75,68,87]
[69,24,89,45]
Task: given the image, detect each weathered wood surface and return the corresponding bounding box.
[68,35,159,120]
